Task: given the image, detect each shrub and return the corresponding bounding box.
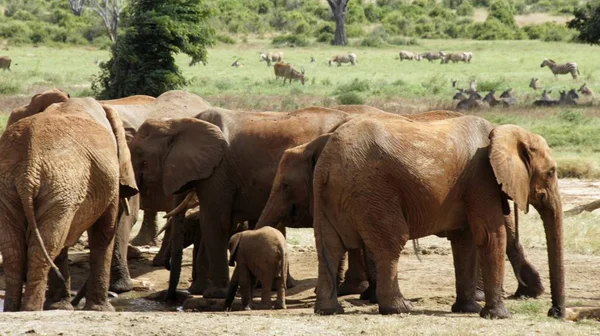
[216,33,237,44]
[488,0,517,28]
[337,92,365,105]
[456,1,475,16]
[346,24,366,38]
[335,78,371,94]
[272,34,310,47]
[316,32,334,43]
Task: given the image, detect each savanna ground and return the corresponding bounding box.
[1,39,600,335]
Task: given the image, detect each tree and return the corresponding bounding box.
[327,0,350,45]
[68,0,124,42]
[92,0,215,99]
[568,1,600,45]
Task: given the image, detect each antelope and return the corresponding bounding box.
[533,90,557,106]
[231,58,243,67]
[456,91,482,110]
[399,51,420,61]
[260,51,283,67]
[529,78,540,91]
[578,83,593,96]
[329,53,357,67]
[452,89,466,101]
[274,62,305,85]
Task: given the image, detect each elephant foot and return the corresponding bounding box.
[243,306,252,311]
[480,303,510,319]
[188,280,209,295]
[44,299,74,311]
[152,253,166,267]
[84,301,116,312]
[359,285,378,303]
[451,299,482,313]
[131,227,159,247]
[110,276,133,294]
[513,264,544,299]
[338,280,369,296]
[314,300,345,315]
[548,305,564,318]
[274,301,286,310]
[203,286,228,299]
[127,245,143,260]
[379,298,412,315]
[286,274,297,289]
[474,288,485,302]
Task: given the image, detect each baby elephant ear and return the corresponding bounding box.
[228,233,242,267]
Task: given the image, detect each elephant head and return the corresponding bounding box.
[489,125,564,318]
[7,88,70,127]
[255,133,331,230]
[129,117,228,203]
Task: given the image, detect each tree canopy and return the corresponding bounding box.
[92,0,215,99]
[568,1,600,45]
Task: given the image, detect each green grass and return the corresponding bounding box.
[1,40,600,177]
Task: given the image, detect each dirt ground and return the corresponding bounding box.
[1,179,600,335]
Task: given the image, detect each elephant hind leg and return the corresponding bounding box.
[0,225,26,312]
[313,210,346,315]
[274,275,286,310]
[449,227,481,313]
[84,198,118,312]
[45,247,73,310]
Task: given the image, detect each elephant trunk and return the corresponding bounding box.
[541,197,565,318]
[254,198,290,232]
[165,195,187,302]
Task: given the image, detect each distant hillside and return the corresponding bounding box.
[0,0,581,47]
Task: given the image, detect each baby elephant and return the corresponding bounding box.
[225,227,288,311]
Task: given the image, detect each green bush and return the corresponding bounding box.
[488,0,517,28]
[346,24,366,38]
[335,78,371,94]
[456,1,475,16]
[316,32,334,43]
[216,33,237,44]
[272,34,310,47]
[337,92,365,105]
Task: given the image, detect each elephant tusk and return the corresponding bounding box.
[156,219,172,238]
[163,192,196,219]
[121,198,131,216]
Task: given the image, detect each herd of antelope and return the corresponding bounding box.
[399,50,473,63]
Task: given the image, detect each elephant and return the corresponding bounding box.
[224,226,288,311]
[311,114,564,319]
[108,90,212,249]
[129,106,362,300]
[6,89,152,295]
[0,97,138,311]
[255,110,543,302]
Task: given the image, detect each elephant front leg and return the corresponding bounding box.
[200,211,231,299]
[449,228,481,313]
[189,236,210,295]
[131,210,159,247]
[504,214,544,298]
[338,249,369,296]
[84,200,118,312]
[45,247,73,310]
[473,223,510,319]
[109,204,135,293]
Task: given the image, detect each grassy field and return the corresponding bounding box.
[1,39,600,177]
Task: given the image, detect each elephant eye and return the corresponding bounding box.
[547,168,555,177]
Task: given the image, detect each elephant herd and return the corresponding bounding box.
[0,89,564,321]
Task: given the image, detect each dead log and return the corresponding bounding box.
[564,199,600,217]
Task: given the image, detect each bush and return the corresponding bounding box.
[337,92,365,105]
[216,33,236,44]
[346,24,366,38]
[523,22,577,41]
[272,34,310,47]
[316,32,334,43]
[456,1,474,16]
[335,78,371,94]
[488,0,517,28]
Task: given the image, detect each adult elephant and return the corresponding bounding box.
[0,98,138,311]
[108,90,212,249]
[255,110,544,301]
[312,115,564,319]
[129,107,360,300]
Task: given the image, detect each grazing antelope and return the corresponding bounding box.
[441,52,467,64]
[529,78,540,91]
[273,62,305,85]
[499,88,517,106]
[329,53,357,67]
[578,83,593,96]
[260,51,283,66]
[399,51,420,61]
[463,51,473,63]
[559,89,579,105]
[541,58,579,79]
[456,91,482,110]
[421,51,444,62]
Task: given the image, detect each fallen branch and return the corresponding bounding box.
[564,199,600,217]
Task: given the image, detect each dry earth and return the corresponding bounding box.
[1,179,600,335]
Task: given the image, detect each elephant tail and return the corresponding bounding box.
[20,190,66,284]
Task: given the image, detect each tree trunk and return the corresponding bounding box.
[333,8,347,46]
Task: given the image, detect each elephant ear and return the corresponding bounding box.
[228,233,242,267]
[301,134,332,215]
[101,104,139,199]
[489,125,533,213]
[162,118,228,195]
[7,89,69,127]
